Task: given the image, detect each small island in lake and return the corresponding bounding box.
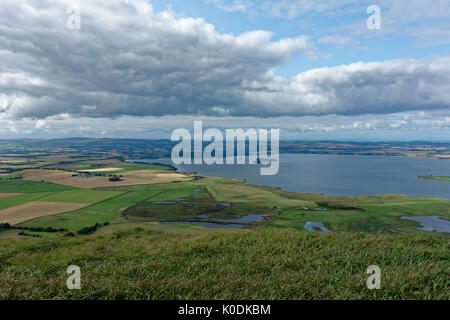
[419,175,450,182]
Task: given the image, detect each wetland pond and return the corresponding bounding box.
[304,222,330,233]
[162,213,268,229]
[400,216,450,233]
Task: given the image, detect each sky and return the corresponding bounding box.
[1,0,450,141]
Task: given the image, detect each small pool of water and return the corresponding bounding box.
[197,213,268,223]
[152,201,195,205]
[400,216,450,233]
[218,202,231,207]
[161,221,245,229]
[304,222,330,233]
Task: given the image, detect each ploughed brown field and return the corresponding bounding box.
[0,201,89,225]
[20,169,191,188]
[0,193,23,199]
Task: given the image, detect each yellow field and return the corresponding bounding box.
[21,169,191,188]
[205,179,316,207]
[0,201,89,225]
[0,193,23,199]
[78,167,121,172]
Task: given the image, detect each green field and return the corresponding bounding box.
[419,175,450,182]
[0,174,22,180]
[18,188,163,231]
[0,179,74,193]
[37,189,124,204]
[0,192,55,211]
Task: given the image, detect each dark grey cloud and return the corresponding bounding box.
[0,0,449,120]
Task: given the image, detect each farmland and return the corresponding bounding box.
[0,155,448,300]
[0,201,89,225]
[5,171,449,236]
[0,193,23,199]
[0,178,74,193]
[21,168,189,189]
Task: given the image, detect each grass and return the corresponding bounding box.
[419,175,450,182]
[37,189,124,204]
[18,189,165,231]
[0,228,448,299]
[0,192,55,211]
[116,181,273,225]
[266,196,450,235]
[123,200,271,223]
[201,177,317,208]
[0,174,22,180]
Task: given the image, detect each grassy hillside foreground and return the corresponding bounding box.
[0,226,448,300]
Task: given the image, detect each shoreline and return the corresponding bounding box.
[129,157,450,201]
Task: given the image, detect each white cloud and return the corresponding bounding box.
[0,0,315,119]
[0,0,449,122]
[35,119,46,129]
[2,110,450,140]
[209,0,450,46]
[8,121,17,133]
[439,117,450,127]
[243,58,450,116]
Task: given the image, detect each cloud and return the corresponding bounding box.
[243,58,450,116]
[35,119,46,129]
[8,121,17,133]
[2,110,450,140]
[209,0,450,46]
[0,0,449,121]
[439,117,450,127]
[0,0,313,120]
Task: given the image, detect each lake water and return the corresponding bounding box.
[197,213,268,223]
[161,221,245,229]
[144,154,450,199]
[400,216,450,233]
[304,222,330,233]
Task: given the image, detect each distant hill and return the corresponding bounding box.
[0,138,449,160]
